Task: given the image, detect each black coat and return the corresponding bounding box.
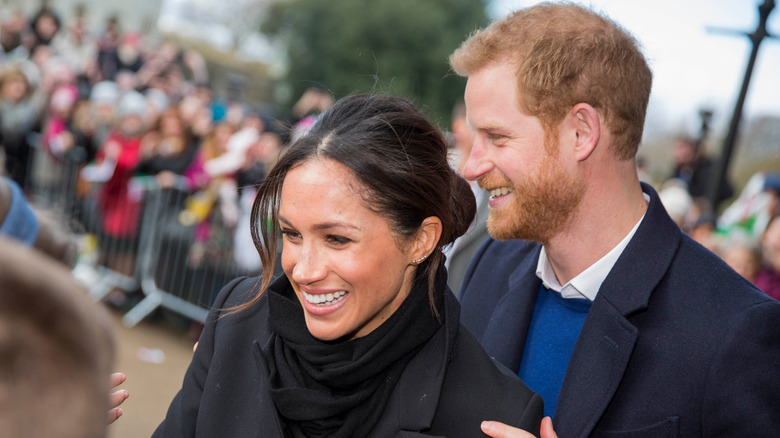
[154,276,543,437]
[459,183,780,437]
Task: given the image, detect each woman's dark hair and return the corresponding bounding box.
[243,94,476,313]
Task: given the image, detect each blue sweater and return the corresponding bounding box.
[518,284,592,418]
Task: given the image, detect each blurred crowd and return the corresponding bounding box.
[652,136,780,303]
[0,6,336,309]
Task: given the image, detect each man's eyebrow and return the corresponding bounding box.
[468,119,507,132]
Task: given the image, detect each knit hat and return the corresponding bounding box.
[90,81,119,106]
[118,91,147,118]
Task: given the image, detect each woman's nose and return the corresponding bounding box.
[290,244,327,285]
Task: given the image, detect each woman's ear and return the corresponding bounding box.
[410,216,442,264]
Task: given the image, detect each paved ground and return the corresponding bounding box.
[105,306,198,438]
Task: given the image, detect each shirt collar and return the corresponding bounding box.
[536,192,650,301]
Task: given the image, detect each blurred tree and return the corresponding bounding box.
[262,0,488,126]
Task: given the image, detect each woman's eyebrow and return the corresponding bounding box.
[278,215,359,231]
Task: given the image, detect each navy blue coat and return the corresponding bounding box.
[153,276,543,437]
[459,183,780,437]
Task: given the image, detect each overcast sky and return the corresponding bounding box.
[488,0,780,138]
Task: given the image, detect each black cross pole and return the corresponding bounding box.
[707,0,776,211]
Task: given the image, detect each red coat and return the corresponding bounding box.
[98,132,142,238]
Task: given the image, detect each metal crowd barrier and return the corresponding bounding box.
[24,135,142,306]
[124,177,252,327]
[23,138,264,328]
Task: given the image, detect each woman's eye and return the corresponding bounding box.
[281,229,301,241]
[326,235,351,245]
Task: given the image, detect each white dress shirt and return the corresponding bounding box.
[536,193,650,301]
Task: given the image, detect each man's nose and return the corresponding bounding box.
[463,133,493,181]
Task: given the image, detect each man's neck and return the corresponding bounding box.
[544,178,648,286]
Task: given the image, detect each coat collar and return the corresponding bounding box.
[554,182,682,437]
[480,246,542,371]
[252,338,285,437]
[378,290,459,437]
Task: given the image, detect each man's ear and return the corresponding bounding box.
[410,216,442,265]
[569,103,600,162]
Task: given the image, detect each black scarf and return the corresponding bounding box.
[266,272,445,438]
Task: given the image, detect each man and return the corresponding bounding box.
[671,136,733,210]
[449,3,780,437]
[444,100,490,296]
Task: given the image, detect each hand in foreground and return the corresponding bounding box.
[481,416,557,438]
[108,372,130,424]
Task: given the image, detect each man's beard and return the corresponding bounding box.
[482,148,584,244]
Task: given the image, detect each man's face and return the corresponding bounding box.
[462,62,584,244]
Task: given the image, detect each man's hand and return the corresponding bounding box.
[481,416,557,438]
[108,372,129,424]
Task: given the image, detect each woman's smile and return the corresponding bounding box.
[300,290,350,316]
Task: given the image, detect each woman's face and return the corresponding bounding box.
[160,113,184,137]
[1,75,27,102]
[279,158,417,341]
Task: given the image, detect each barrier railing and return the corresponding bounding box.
[124,177,250,327]
[22,139,264,328]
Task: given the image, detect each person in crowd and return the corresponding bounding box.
[232,129,285,273]
[0,11,29,61]
[443,99,490,297]
[81,91,147,279]
[95,15,122,82]
[688,210,720,253]
[42,83,78,147]
[203,107,264,178]
[289,86,333,142]
[720,232,762,284]
[116,31,144,74]
[0,63,44,187]
[85,80,120,155]
[449,3,780,437]
[25,7,61,52]
[153,94,543,437]
[755,172,780,236]
[658,178,692,229]
[754,214,780,301]
[51,3,97,81]
[0,235,115,438]
[137,107,197,188]
[671,135,733,209]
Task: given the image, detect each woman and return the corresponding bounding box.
[136,107,198,188]
[154,94,543,437]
